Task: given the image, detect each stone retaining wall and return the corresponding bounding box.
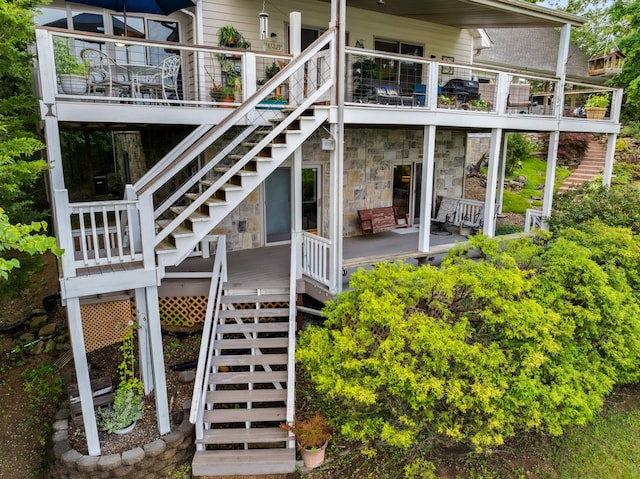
[47,407,194,478]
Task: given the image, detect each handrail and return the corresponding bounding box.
[190,236,227,431]
[285,232,298,429]
[136,27,336,197]
[302,231,331,287]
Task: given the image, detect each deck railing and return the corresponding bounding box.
[56,189,144,270]
[524,209,545,232]
[190,236,226,438]
[302,231,331,287]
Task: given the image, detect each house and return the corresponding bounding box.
[32,0,622,475]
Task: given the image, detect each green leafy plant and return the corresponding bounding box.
[217,25,251,49]
[53,37,86,75]
[438,95,454,105]
[280,411,333,450]
[584,93,610,109]
[469,99,488,111]
[209,83,234,101]
[505,132,533,175]
[98,321,144,433]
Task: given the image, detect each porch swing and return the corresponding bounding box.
[588,36,625,77]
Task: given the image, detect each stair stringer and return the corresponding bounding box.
[155,107,329,271]
[191,286,296,477]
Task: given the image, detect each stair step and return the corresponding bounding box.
[192,448,295,476]
[199,427,290,445]
[203,406,287,423]
[206,388,287,404]
[184,193,226,207]
[169,207,211,222]
[213,337,289,349]
[212,353,288,367]
[156,240,177,253]
[220,293,291,304]
[213,168,258,177]
[208,370,288,385]
[216,322,290,334]
[220,183,243,191]
[219,307,290,319]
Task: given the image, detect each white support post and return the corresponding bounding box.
[329,0,346,295]
[134,288,154,395]
[289,12,302,104]
[419,125,436,252]
[428,63,439,110]
[244,52,257,100]
[145,286,171,434]
[67,297,101,456]
[483,128,503,237]
[602,132,617,187]
[496,134,508,215]
[554,24,571,119]
[292,147,303,280]
[542,131,560,224]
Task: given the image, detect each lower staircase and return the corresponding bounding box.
[191,287,296,476]
[558,138,607,193]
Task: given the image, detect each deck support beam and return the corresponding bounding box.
[542,130,560,225]
[292,146,303,281]
[483,128,503,237]
[419,125,436,252]
[602,132,617,186]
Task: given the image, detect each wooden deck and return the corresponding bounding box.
[161,228,467,297]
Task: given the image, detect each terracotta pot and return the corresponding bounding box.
[300,441,328,469]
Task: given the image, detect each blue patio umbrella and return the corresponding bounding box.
[65,0,194,35]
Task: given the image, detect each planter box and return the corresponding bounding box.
[586,107,607,120]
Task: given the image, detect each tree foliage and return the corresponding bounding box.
[297,230,640,452]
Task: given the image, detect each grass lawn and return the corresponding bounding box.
[501,158,571,215]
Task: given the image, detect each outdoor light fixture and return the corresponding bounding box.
[377,0,384,5]
[259,1,269,40]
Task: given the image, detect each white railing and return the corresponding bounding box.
[68,198,143,268]
[456,198,485,228]
[302,231,331,287]
[524,209,545,232]
[190,236,227,441]
[285,232,298,439]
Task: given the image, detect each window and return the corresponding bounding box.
[374,39,424,92]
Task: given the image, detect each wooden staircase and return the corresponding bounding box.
[558,139,607,193]
[191,287,296,477]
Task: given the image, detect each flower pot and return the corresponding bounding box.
[585,107,607,120]
[59,74,88,95]
[113,420,136,435]
[300,441,328,469]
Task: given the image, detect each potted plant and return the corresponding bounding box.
[217,25,251,50]
[210,83,235,102]
[438,95,455,108]
[98,320,144,434]
[280,411,333,469]
[584,93,610,119]
[468,98,488,111]
[53,37,88,95]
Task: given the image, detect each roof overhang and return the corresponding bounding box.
[342,0,586,29]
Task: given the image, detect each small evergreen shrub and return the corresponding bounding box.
[505,133,533,175]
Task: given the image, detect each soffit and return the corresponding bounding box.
[341,0,585,29]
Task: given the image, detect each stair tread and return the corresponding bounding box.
[206,388,287,403]
[211,353,288,366]
[216,322,290,334]
[199,427,290,444]
[219,308,290,319]
[220,293,291,303]
[203,406,287,423]
[208,370,288,385]
[213,337,289,349]
[192,448,295,476]
[169,207,211,221]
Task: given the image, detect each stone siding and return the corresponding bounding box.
[47,407,194,479]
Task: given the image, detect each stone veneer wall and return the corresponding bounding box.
[211,127,468,249]
[47,407,194,478]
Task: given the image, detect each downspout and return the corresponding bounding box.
[181,1,203,101]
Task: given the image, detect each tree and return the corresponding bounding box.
[0,0,59,276]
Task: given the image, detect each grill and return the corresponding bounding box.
[441,79,480,102]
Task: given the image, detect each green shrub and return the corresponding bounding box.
[298,232,640,452]
[505,133,533,175]
[619,121,640,139]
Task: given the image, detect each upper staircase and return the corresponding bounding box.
[129,29,335,277]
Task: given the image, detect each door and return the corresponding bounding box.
[392,163,422,225]
[265,167,291,244]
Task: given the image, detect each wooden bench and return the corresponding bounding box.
[358,206,409,234]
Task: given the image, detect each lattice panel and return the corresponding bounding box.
[159,296,209,326]
[80,300,134,353]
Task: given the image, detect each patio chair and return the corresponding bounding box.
[138,55,182,101]
[507,83,532,113]
[431,196,458,235]
[80,48,130,97]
